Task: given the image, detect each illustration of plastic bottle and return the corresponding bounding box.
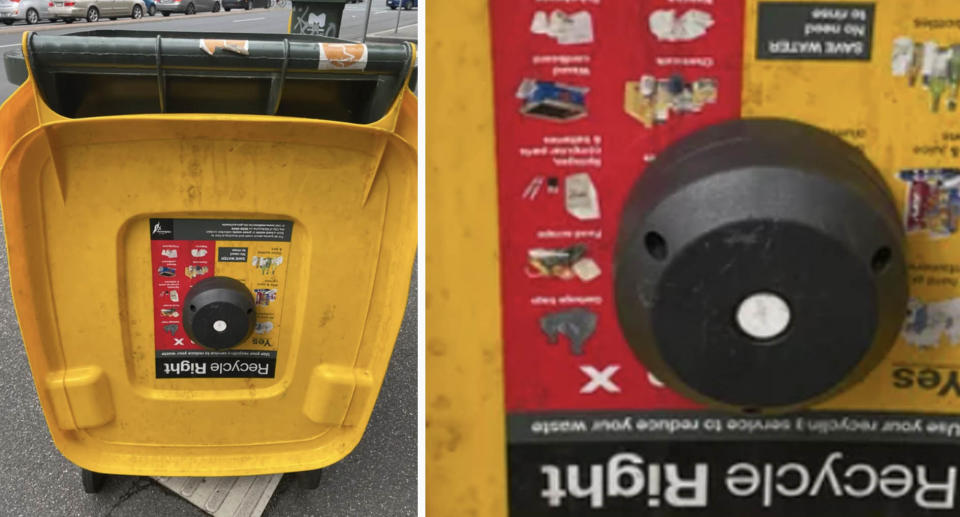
[931,48,952,112]
[949,46,960,112]
[908,43,924,86]
[931,75,947,113]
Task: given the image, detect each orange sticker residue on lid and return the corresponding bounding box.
[199,39,250,56]
[318,43,368,71]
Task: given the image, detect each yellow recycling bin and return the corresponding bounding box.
[0,30,416,491]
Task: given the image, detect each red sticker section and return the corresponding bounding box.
[490,0,746,412]
[152,240,215,353]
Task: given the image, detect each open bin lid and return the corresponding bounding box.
[0,30,417,476]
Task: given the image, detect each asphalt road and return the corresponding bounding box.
[0,4,418,516]
[0,2,417,99]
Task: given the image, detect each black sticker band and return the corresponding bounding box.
[156,350,277,378]
[757,3,875,61]
[218,247,249,262]
[150,218,293,242]
[509,440,960,515]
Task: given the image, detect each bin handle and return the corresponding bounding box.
[155,34,166,114]
[266,38,290,116]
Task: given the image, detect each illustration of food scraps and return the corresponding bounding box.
[624,74,718,129]
[904,298,960,348]
[527,243,601,282]
[899,169,960,238]
[891,38,960,113]
[516,79,589,121]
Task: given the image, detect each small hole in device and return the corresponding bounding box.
[644,232,668,261]
[871,247,891,274]
[189,305,196,312]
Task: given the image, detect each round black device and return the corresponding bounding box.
[182,276,256,350]
[614,119,908,413]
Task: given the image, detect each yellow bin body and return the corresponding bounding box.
[0,33,417,477]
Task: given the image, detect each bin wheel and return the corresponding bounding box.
[25,8,39,24]
[81,469,107,494]
[161,11,169,15]
[212,1,219,11]
[85,6,98,22]
[295,469,323,490]
[147,4,155,15]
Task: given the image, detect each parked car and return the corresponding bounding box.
[0,0,55,25]
[386,0,414,9]
[158,0,219,16]
[143,0,155,15]
[220,0,266,11]
[48,0,145,22]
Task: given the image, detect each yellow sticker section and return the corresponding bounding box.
[214,241,291,354]
[744,0,960,412]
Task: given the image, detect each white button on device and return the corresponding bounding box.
[735,292,791,341]
[213,320,227,333]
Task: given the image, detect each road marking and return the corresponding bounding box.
[375,10,415,16]
[367,22,416,36]
[232,16,264,22]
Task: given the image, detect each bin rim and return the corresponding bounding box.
[20,30,416,124]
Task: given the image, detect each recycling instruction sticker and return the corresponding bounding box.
[149,218,293,379]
